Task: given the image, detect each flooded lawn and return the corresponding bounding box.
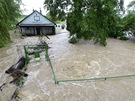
[0,30,135,101]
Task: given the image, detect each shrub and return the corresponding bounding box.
[119,36,129,40]
[68,36,79,44]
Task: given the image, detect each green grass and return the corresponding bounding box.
[56,21,66,24]
[17,15,27,22]
[17,16,25,22]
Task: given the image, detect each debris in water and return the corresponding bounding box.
[11,88,20,101]
[0,83,6,91]
[10,70,28,86]
[5,56,26,74]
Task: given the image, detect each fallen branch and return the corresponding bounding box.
[0,83,6,91]
[11,88,20,100]
[0,70,28,91]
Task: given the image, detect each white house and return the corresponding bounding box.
[16,10,56,36]
[55,24,67,34]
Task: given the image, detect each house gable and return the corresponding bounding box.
[17,10,55,26]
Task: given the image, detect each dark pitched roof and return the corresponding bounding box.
[16,10,56,27]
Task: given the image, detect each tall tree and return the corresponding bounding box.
[127,0,135,12]
[44,0,135,46]
[44,0,71,21]
[0,0,22,48]
[67,0,124,46]
[121,0,135,35]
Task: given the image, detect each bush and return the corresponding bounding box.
[119,36,129,40]
[68,36,79,44]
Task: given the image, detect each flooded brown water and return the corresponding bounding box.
[0,30,135,101]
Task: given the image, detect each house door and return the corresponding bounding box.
[36,27,40,35]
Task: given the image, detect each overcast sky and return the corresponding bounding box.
[21,0,45,15]
[21,0,133,15]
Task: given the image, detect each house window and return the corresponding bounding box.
[25,28,31,34]
[34,15,40,21]
[26,27,29,29]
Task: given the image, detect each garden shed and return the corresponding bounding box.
[16,10,56,36]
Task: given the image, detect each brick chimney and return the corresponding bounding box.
[33,8,35,12]
[40,8,42,14]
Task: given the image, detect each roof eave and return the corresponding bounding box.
[16,10,56,27]
[18,24,55,27]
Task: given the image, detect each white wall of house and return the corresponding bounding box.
[55,24,67,34]
[21,11,54,25]
[18,10,56,35]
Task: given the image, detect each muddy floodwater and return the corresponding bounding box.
[0,30,135,101]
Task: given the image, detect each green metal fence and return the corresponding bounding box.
[20,44,58,88]
[20,44,135,87]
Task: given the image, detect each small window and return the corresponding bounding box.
[26,27,29,29]
[34,16,40,21]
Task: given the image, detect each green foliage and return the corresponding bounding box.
[122,13,135,32]
[122,1,135,35]
[44,0,70,21]
[127,0,135,11]
[0,0,22,48]
[44,0,135,46]
[67,0,124,46]
[119,36,129,40]
[68,35,79,44]
[123,13,135,31]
